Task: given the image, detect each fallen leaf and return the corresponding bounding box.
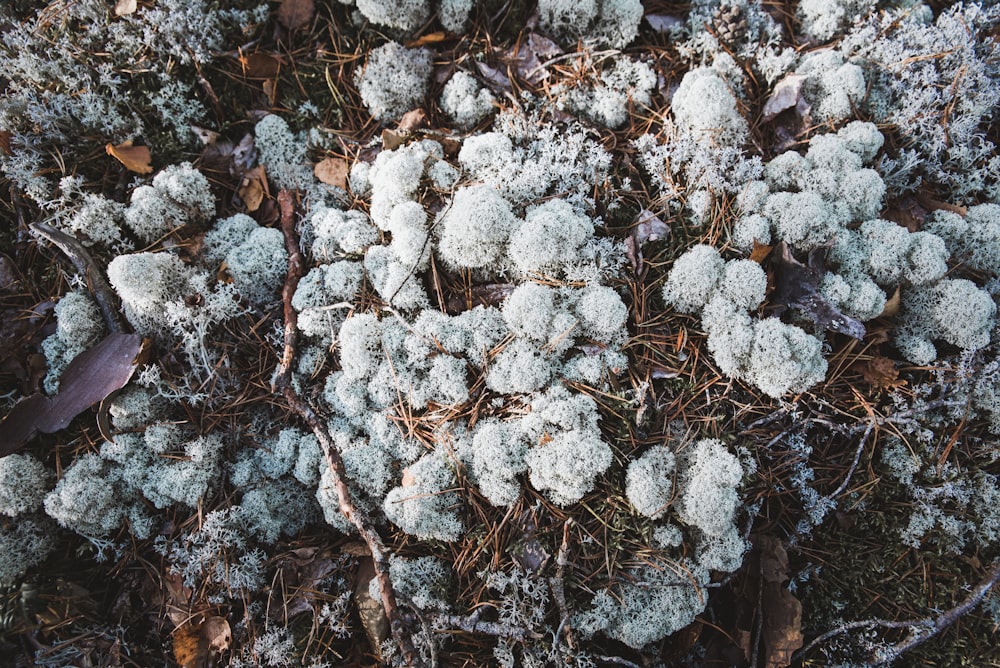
[314,157,350,188]
[277,0,315,30]
[0,333,145,455]
[511,515,549,572]
[645,14,684,33]
[396,108,428,133]
[761,74,807,122]
[475,61,512,91]
[0,130,11,156]
[879,286,901,319]
[173,616,231,668]
[407,31,447,46]
[525,32,562,58]
[189,125,220,146]
[916,190,967,217]
[0,254,19,292]
[749,240,774,264]
[262,78,279,105]
[354,557,389,658]
[768,242,865,340]
[401,467,417,487]
[106,142,152,174]
[857,356,901,389]
[763,586,802,668]
[623,235,641,273]
[883,194,927,233]
[238,166,267,212]
[240,52,281,79]
[445,283,516,313]
[381,129,408,151]
[650,366,680,379]
[113,0,137,16]
[499,34,558,85]
[632,209,670,245]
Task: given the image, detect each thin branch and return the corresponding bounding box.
[270,189,422,667]
[793,559,1000,665]
[30,222,126,333]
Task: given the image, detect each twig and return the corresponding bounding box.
[435,610,540,641]
[828,419,876,499]
[549,519,576,654]
[269,190,422,667]
[30,222,126,333]
[793,559,1000,665]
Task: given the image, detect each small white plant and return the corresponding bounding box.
[356,42,433,122]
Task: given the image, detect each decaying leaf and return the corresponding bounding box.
[0,254,19,292]
[238,165,268,212]
[173,616,231,668]
[753,535,804,668]
[269,547,341,620]
[381,129,408,151]
[632,209,670,245]
[397,108,428,134]
[0,332,145,455]
[856,356,901,389]
[761,74,807,122]
[880,286,901,319]
[262,78,279,105]
[499,33,560,85]
[749,240,774,264]
[240,52,281,79]
[354,557,389,658]
[105,141,152,174]
[768,242,865,340]
[512,515,550,573]
[0,130,12,156]
[883,194,928,233]
[277,0,315,30]
[314,157,350,188]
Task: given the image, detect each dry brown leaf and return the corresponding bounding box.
[113,0,137,15]
[407,31,447,46]
[262,78,279,105]
[354,557,389,658]
[240,52,281,79]
[763,587,803,668]
[749,240,774,264]
[0,130,12,156]
[880,286,901,319]
[397,108,428,133]
[277,0,315,29]
[342,541,372,557]
[401,467,417,487]
[162,571,193,626]
[238,166,267,212]
[381,129,408,151]
[0,333,145,454]
[858,356,900,389]
[314,157,350,188]
[173,616,231,668]
[884,195,927,233]
[106,142,152,174]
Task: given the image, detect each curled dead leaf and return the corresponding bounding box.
[749,240,774,264]
[397,108,428,134]
[106,141,152,174]
[240,52,281,79]
[632,209,670,245]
